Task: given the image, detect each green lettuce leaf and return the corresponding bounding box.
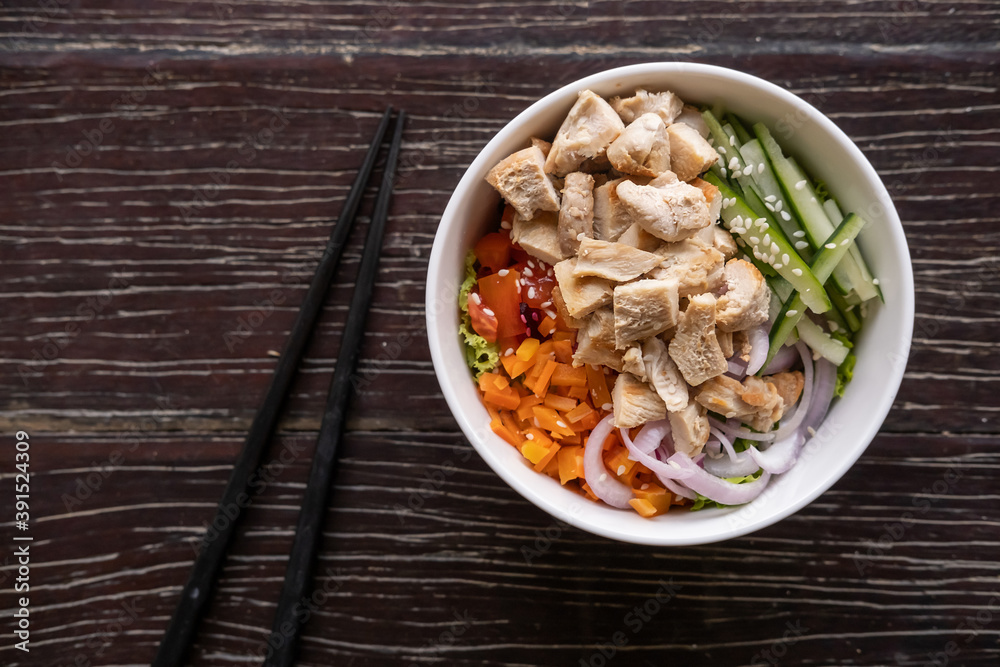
[690,470,764,511]
[458,251,499,378]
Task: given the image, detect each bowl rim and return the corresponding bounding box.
[426,62,915,546]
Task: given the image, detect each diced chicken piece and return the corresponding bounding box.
[606,113,671,177]
[641,337,688,412]
[715,258,771,332]
[612,372,666,429]
[545,90,625,176]
[694,375,756,418]
[531,137,552,157]
[712,225,738,259]
[717,330,734,358]
[573,325,624,371]
[553,258,614,318]
[573,237,662,282]
[593,176,646,242]
[690,177,722,223]
[613,279,679,349]
[648,170,679,188]
[675,104,710,138]
[550,285,584,330]
[586,306,616,350]
[486,145,561,220]
[511,210,567,266]
[733,330,751,362]
[667,122,719,182]
[621,344,647,382]
[557,172,595,256]
[765,371,805,419]
[741,376,784,432]
[649,237,725,297]
[610,88,683,125]
[668,293,728,386]
[616,222,662,253]
[615,180,712,243]
[668,402,710,457]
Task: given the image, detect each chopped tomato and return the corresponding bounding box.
[474,232,513,273]
[467,292,498,343]
[513,260,557,309]
[478,269,524,339]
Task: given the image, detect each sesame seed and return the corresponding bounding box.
[793,230,806,238]
[525,432,534,440]
[540,301,551,308]
[828,320,840,332]
[825,242,837,249]
[807,426,817,436]
[782,253,790,264]
[545,309,557,320]
[718,146,727,155]
[773,263,783,269]
[781,211,792,221]
[729,157,739,170]
[758,162,765,174]
[720,167,728,177]
[762,233,771,246]
[795,180,807,190]
[872,278,880,286]
[765,195,777,203]
[482,307,495,317]
[771,242,780,255]
[775,200,783,212]
[504,348,514,356]
[641,483,649,490]
[729,134,736,145]
[749,236,760,245]
[599,473,607,482]
[500,220,511,230]
[668,461,681,470]
[524,267,533,277]
[810,197,817,203]
[601,403,613,411]
[498,269,509,276]
[787,309,799,316]
[556,420,567,429]
[792,268,803,276]
[527,286,536,299]
[841,239,849,246]
[470,292,481,305]
[617,465,627,476]
[768,254,777,264]
[795,241,809,250]
[527,260,535,269]
[765,202,775,212]
[756,218,767,227]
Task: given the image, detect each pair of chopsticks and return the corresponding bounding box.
[153,106,405,667]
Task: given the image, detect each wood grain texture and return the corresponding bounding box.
[0,1,998,665]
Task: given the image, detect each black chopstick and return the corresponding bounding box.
[261,110,406,667]
[152,106,394,667]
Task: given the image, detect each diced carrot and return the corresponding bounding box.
[516,337,540,361]
[629,498,659,518]
[532,442,560,472]
[557,445,584,485]
[544,393,577,412]
[552,339,574,364]
[580,481,599,502]
[565,402,595,423]
[537,340,555,359]
[633,486,672,515]
[490,419,520,447]
[500,411,522,440]
[585,364,613,408]
[604,446,636,479]
[532,359,557,398]
[577,411,601,432]
[552,330,575,343]
[559,432,582,445]
[566,385,590,401]
[491,373,510,391]
[540,455,561,478]
[531,406,575,437]
[550,363,587,387]
[537,316,557,337]
[516,394,544,422]
[483,384,520,410]
[523,427,554,448]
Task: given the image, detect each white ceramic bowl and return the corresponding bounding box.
[425,63,914,546]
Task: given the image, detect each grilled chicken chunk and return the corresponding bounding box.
[668,293,728,386]
[711,225,738,259]
[615,179,712,243]
[610,88,683,125]
[553,258,614,318]
[765,371,805,420]
[641,336,689,412]
[612,372,666,429]
[593,176,648,242]
[486,145,561,220]
[545,90,625,177]
[717,330,734,358]
[675,104,710,138]
[606,113,671,177]
[695,375,757,418]
[668,402,710,457]
[741,375,784,432]
[649,236,725,297]
[666,122,719,182]
[573,237,662,282]
[511,210,567,266]
[621,344,647,382]
[558,171,595,256]
[573,324,624,371]
[617,222,662,253]
[613,279,680,349]
[715,258,770,332]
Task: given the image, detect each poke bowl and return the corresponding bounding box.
[425,62,913,546]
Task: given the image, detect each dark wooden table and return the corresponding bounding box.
[1,2,998,665]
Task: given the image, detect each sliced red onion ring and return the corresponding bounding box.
[667,452,772,505]
[708,417,776,442]
[711,427,737,461]
[631,419,670,454]
[802,357,837,433]
[727,356,748,379]
[746,324,770,376]
[767,341,815,442]
[661,476,697,500]
[761,344,798,375]
[620,422,692,481]
[748,430,805,475]
[583,414,633,509]
[702,448,761,478]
